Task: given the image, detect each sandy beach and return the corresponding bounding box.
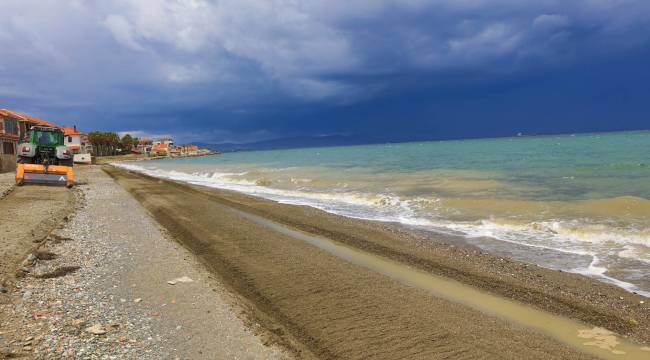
[1,165,649,359]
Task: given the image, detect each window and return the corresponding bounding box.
[3,119,18,135]
[36,131,58,146]
[3,141,15,155]
[68,136,72,143]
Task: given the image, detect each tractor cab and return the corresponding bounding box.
[35,129,61,146]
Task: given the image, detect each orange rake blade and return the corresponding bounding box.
[16,164,74,188]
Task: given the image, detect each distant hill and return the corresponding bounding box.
[193,134,400,152]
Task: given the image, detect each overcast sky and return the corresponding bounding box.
[1,0,650,143]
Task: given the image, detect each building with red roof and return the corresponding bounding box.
[152,143,170,156]
[62,126,91,154]
[0,108,84,172]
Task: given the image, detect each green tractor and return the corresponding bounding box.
[15,126,75,187]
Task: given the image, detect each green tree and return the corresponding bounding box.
[121,134,134,153]
[88,131,121,156]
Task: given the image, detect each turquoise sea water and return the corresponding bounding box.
[116,131,650,296]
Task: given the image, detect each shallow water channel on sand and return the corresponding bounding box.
[232,208,650,359]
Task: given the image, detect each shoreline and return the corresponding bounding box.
[2,165,648,358]
[111,159,650,298]
[105,165,650,357]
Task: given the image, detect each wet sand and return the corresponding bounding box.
[105,166,650,359]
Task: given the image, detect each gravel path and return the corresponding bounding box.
[1,166,289,359]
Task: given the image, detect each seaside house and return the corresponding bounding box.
[63,126,93,155]
[135,138,153,155]
[153,137,174,147]
[20,115,59,133]
[15,112,62,137]
[169,145,182,157]
[0,109,21,172]
[183,145,200,156]
[151,137,174,157]
[63,126,82,154]
[165,144,201,157]
[63,126,93,164]
[152,143,170,157]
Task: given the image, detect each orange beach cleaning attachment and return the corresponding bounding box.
[16,164,74,188]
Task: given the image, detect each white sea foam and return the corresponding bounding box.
[571,257,650,297]
[114,162,395,209]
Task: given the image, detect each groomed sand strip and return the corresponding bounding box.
[105,165,650,359]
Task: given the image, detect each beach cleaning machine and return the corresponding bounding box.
[15,126,74,188]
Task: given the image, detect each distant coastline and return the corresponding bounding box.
[198,129,650,153]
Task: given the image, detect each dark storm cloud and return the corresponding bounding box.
[1,0,650,142]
